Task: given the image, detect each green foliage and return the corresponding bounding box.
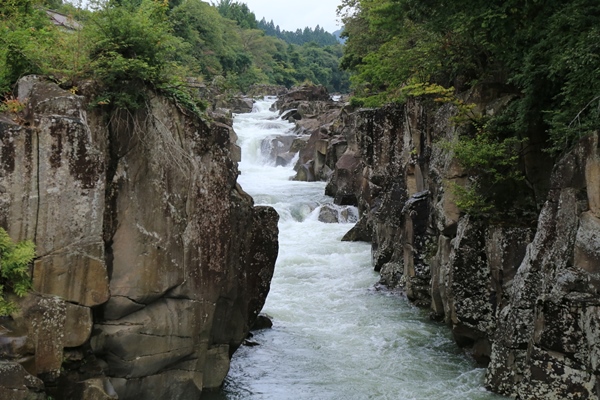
[339,0,600,218]
[0,0,349,112]
[213,0,257,29]
[258,18,339,46]
[0,96,26,113]
[450,182,493,217]
[0,228,35,316]
[86,0,184,109]
[158,82,207,118]
[340,0,600,154]
[0,2,58,93]
[170,0,236,77]
[440,129,525,217]
[293,43,349,93]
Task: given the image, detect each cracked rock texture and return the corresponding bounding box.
[275,85,600,398]
[0,76,278,399]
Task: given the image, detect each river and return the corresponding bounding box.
[203,98,504,400]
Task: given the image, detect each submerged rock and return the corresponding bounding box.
[251,314,273,331]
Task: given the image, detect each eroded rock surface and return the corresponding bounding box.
[487,134,600,399]
[0,76,278,399]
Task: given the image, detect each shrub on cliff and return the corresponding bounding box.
[86,0,186,109]
[0,228,35,316]
[0,0,61,93]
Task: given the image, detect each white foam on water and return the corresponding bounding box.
[210,98,505,400]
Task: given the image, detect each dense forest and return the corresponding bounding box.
[0,0,349,113]
[339,0,600,217]
[339,0,599,153]
[258,19,340,46]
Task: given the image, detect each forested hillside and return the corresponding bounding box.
[339,0,600,217]
[258,19,339,46]
[339,0,599,154]
[0,0,349,111]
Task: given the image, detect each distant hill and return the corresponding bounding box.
[258,18,339,46]
[332,28,346,44]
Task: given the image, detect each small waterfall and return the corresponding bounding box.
[204,98,505,400]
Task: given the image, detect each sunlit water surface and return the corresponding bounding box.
[203,98,505,400]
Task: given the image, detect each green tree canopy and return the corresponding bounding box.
[339,0,600,153]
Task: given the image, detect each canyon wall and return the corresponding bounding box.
[0,76,278,399]
[279,86,600,399]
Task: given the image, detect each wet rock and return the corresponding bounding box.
[215,95,254,114]
[281,109,301,121]
[305,85,599,398]
[318,205,339,223]
[294,161,315,182]
[203,345,231,390]
[251,314,273,330]
[246,84,287,97]
[78,378,118,400]
[276,153,296,167]
[341,216,372,242]
[274,85,330,106]
[261,134,296,163]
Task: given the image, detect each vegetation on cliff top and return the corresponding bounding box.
[339,0,600,153]
[339,0,599,217]
[258,18,340,47]
[0,0,349,111]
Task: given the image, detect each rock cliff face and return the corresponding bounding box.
[0,76,278,399]
[487,133,600,398]
[276,87,600,399]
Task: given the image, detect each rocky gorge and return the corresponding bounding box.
[0,76,278,399]
[270,85,600,399]
[1,76,599,399]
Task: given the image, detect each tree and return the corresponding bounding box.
[213,0,257,29]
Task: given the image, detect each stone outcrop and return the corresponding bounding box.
[274,85,340,135]
[274,84,600,398]
[0,76,278,399]
[487,133,600,398]
[269,85,345,181]
[0,362,46,400]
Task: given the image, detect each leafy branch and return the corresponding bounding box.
[0,228,35,316]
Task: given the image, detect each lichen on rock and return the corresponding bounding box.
[0,76,279,399]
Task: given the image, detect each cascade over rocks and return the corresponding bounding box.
[0,76,279,399]
[274,83,600,398]
[269,84,345,181]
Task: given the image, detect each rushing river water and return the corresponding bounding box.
[204,98,505,400]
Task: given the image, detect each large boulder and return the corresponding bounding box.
[0,76,279,399]
[0,362,45,400]
[246,84,287,98]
